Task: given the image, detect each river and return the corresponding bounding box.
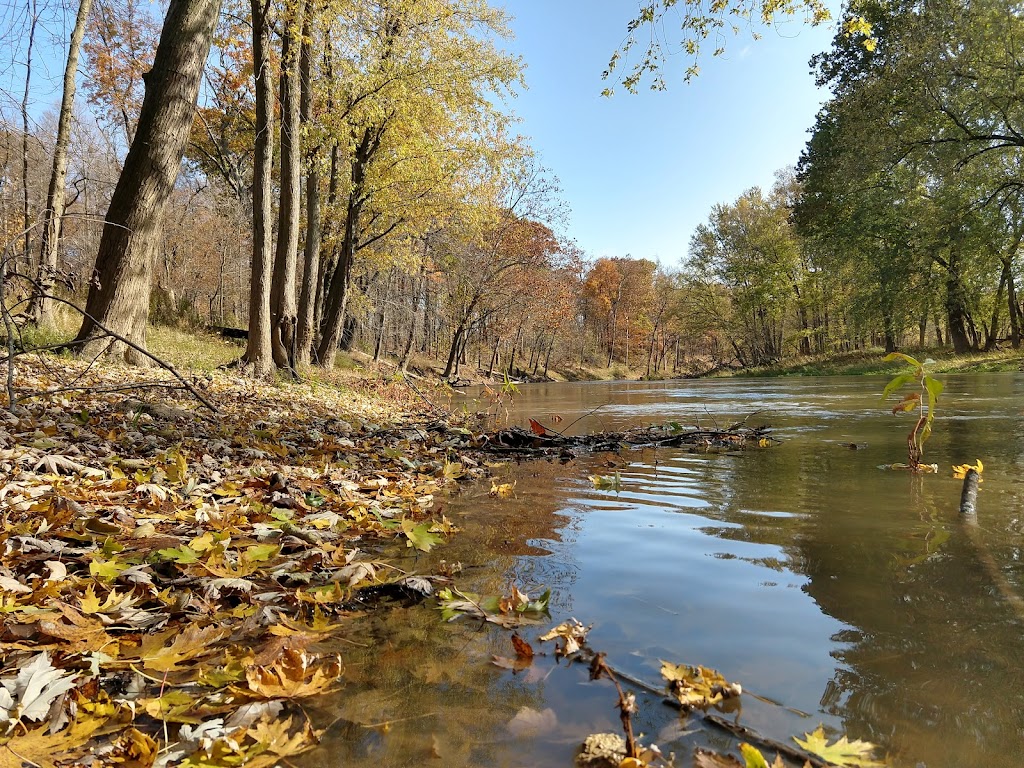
[299,374,1024,768]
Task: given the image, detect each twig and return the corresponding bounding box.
[559,403,607,434]
[588,652,639,758]
[15,381,201,398]
[41,292,218,412]
[402,374,446,415]
[1,256,17,410]
[2,270,218,412]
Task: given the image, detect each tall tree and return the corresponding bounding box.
[241,0,275,376]
[268,0,307,371]
[70,0,224,362]
[30,0,94,327]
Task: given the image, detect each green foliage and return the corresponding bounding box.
[881,352,944,468]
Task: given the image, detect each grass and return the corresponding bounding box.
[729,347,1024,378]
[146,325,243,371]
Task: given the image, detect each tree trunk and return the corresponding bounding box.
[314,139,341,340]
[543,333,555,377]
[20,0,39,273]
[243,0,275,376]
[295,18,319,367]
[945,259,973,354]
[30,0,95,327]
[316,124,385,368]
[398,260,425,371]
[71,0,224,364]
[984,262,1008,351]
[1007,259,1021,349]
[31,0,92,328]
[269,0,306,372]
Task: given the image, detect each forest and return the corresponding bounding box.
[2,0,1022,381]
[2,1,1020,766]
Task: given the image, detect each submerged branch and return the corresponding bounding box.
[474,420,775,456]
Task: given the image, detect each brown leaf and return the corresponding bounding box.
[138,623,229,672]
[491,656,532,673]
[694,748,743,767]
[528,418,547,436]
[511,632,534,660]
[235,649,342,700]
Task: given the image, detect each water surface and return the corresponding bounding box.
[302,375,1024,767]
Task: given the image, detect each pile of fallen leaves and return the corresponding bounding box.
[0,356,487,766]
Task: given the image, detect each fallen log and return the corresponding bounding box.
[474,421,775,456]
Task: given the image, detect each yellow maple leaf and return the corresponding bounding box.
[660,661,741,709]
[137,624,229,672]
[793,726,886,767]
[234,649,342,700]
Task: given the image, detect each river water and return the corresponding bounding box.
[301,374,1024,768]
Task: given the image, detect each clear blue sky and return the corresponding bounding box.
[500,0,839,267]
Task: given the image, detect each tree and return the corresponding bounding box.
[82,0,159,147]
[313,0,523,369]
[70,0,225,362]
[605,0,830,92]
[241,0,274,376]
[30,0,94,327]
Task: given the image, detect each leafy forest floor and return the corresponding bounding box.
[0,339,505,766]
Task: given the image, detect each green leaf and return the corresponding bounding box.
[242,544,280,564]
[740,743,771,768]
[793,726,886,767]
[523,588,551,613]
[880,372,915,402]
[882,351,922,369]
[924,375,944,408]
[401,519,444,552]
[589,472,623,491]
[155,546,200,564]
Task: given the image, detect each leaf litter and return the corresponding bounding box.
[0,357,492,765]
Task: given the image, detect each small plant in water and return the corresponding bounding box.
[880,352,944,471]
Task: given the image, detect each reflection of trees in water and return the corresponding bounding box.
[673,415,1024,768]
[297,462,584,768]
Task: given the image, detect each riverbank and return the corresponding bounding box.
[0,346,487,765]
[715,347,1024,377]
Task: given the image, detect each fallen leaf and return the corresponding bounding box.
[0,652,78,723]
[793,726,886,767]
[236,649,342,700]
[511,633,534,660]
[539,618,590,656]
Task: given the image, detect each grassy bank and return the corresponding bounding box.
[719,348,1024,378]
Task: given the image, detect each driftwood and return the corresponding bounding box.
[474,421,775,456]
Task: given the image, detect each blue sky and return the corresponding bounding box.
[500,0,839,267]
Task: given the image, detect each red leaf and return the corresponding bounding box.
[528,419,547,436]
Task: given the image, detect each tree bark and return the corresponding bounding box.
[32,0,93,327]
[71,0,223,363]
[242,0,275,376]
[316,123,385,367]
[295,17,319,367]
[398,258,425,371]
[20,0,39,274]
[269,0,305,372]
[945,254,973,354]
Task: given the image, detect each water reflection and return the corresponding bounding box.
[307,374,1024,767]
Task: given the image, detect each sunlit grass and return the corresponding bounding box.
[146,324,242,371]
[732,347,1024,377]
